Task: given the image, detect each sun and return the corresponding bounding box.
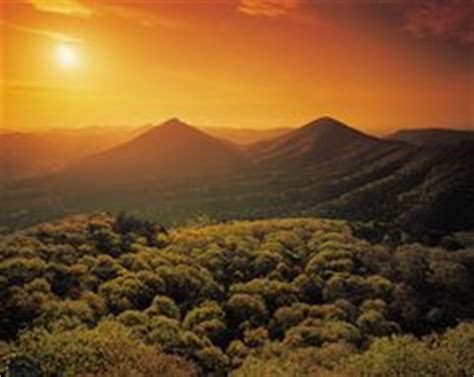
[56,44,79,68]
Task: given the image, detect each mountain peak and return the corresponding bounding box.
[159,117,190,129]
[299,116,378,142]
[302,116,351,132]
[314,116,343,124]
[139,118,200,141]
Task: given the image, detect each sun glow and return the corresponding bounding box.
[56,44,78,68]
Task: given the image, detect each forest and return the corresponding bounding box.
[1,212,473,376]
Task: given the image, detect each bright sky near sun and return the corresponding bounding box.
[1,0,473,132]
[56,44,79,68]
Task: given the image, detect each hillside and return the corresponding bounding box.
[0,213,472,376]
[63,118,250,184]
[313,141,474,236]
[387,128,474,146]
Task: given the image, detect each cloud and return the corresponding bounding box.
[403,0,474,43]
[1,20,82,43]
[26,0,93,17]
[238,0,300,17]
[100,4,184,29]
[3,80,92,95]
[25,0,183,29]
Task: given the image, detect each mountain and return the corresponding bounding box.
[248,117,384,165]
[63,118,249,183]
[201,126,292,145]
[387,128,474,146]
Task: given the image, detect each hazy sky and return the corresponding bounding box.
[2,0,473,132]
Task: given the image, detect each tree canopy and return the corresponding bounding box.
[0,212,473,376]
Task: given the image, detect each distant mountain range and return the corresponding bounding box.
[387,128,474,146]
[0,133,60,180]
[1,117,473,243]
[0,127,134,180]
[0,124,290,180]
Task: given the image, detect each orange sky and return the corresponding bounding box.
[1,0,473,133]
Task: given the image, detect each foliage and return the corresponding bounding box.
[0,213,473,375]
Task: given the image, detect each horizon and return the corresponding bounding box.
[3,115,474,137]
[2,1,473,133]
